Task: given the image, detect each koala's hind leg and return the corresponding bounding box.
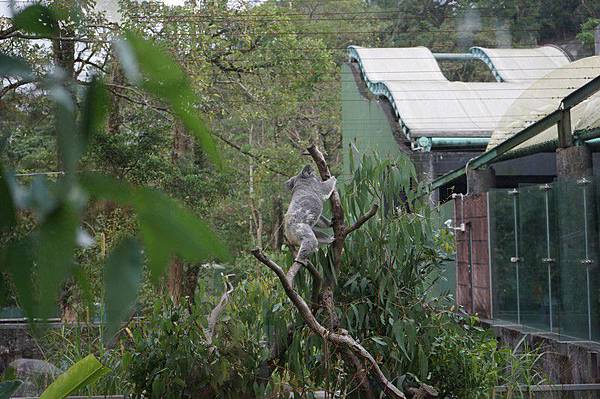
[292,223,318,264]
[315,214,332,228]
[313,229,334,245]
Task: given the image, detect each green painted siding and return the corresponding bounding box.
[341,63,401,178]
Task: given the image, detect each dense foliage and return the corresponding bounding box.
[2,0,595,397]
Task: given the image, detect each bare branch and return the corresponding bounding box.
[344,204,379,238]
[205,275,234,346]
[344,349,375,399]
[307,144,346,273]
[286,261,304,287]
[0,79,33,98]
[251,249,406,399]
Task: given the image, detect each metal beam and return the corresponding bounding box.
[430,74,600,192]
[562,74,600,109]
[430,109,562,190]
[433,53,476,61]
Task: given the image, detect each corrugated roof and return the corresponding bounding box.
[349,45,556,140]
[470,46,570,82]
[487,56,600,152]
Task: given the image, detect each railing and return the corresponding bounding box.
[488,177,600,341]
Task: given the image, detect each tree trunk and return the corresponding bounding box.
[167,258,184,305]
[271,195,284,250]
[167,122,194,303]
[107,57,124,136]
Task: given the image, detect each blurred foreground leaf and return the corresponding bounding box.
[37,205,79,317]
[39,354,110,399]
[104,238,142,343]
[0,165,15,234]
[116,32,221,167]
[0,380,22,399]
[79,77,109,156]
[12,4,59,36]
[0,54,33,79]
[82,173,229,282]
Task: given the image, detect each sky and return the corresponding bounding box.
[0,0,188,18]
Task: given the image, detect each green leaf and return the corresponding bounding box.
[417,346,428,380]
[0,380,22,399]
[0,380,23,399]
[37,205,79,318]
[81,173,229,283]
[136,188,229,281]
[103,237,142,343]
[12,4,59,36]
[117,32,221,168]
[393,320,410,360]
[49,84,78,174]
[80,172,136,204]
[0,54,33,79]
[79,77,109,153]
[39,354,110,399]
[0,165,16,234]
[4,237,36,317]
[371,336,387,346]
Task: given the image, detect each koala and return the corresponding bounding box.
[284,165,337,265]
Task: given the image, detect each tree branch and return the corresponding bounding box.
[306,144,345,273]
[204,276,234,346]
[344,204,379,238]
[251,249,405,399]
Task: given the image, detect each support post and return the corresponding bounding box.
[595,24,600,56]
[556,146,593,179]
[557,109,573,148]
[466,167,496,195]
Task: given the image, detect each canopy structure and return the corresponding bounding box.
[348,45,573,147]
[487,56,600,154]
[470,46,571,82]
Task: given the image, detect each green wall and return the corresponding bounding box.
[341,63,402,178]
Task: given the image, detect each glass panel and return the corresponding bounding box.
[555,178,589,341]
[430,199,456,298]
[518,184,556,332]
[488,188,519,324]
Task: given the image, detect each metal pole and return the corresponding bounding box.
[469,225,474,314]
[595,25,600,56]
[510,189,521,325]
[542,184,554,332]
[579,178,592,340]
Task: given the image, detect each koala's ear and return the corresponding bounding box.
[285,176,296,191]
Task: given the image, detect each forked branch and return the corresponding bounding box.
[251,249,405,399]
[205,275,234,346]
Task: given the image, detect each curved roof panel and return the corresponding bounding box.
[348,45,538,139]
[471,46,571,82]
[487,56,600,152]
[349,46,447,82]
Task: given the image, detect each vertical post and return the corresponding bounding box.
[595,25,600,56]
[557,109,573,148]
[487,192,494,319]
[579,178,593,340]
[468,225,474,314]
[541,184,554,332]
[509,189,521,325]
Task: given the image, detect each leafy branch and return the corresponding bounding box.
[252,145,407,398]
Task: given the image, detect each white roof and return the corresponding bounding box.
[351,46,447,82]
[472,46,571,82]
[350,46,541,138]
[487,56,600,152]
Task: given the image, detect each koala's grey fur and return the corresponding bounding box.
[284,165,337,264]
